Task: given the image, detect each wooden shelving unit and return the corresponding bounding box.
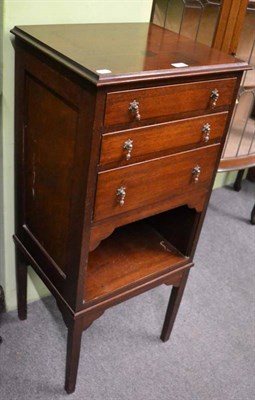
[11,22,248,394]
[86,222,187,302]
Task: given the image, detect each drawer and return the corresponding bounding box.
[100,112,228,167]
[104,78,236,127]
[94,144,220,222]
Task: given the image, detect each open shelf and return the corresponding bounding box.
[85,221,187,302]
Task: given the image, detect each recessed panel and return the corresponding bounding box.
[24,75,78,273]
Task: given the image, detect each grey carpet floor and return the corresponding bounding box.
[0,180,254,400]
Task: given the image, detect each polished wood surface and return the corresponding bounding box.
[104,78,236,126]
[100,113,228,168]
[24,73,78,273]
[11,23,249,85]
[11,23,248,394]
[86,222,185,302]
[218,153,255,171]
[160,269,190,343]
[94,145,219,223]
[213,0,248,55]
[89,187,210,253]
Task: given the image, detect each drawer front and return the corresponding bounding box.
[100,112,228,167]
[104,78,236,127]
[94,144,220,222]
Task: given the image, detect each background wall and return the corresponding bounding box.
[0,0,237,311]
[0,0,4,292]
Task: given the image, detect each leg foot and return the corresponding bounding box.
[65,318,83,394]
[160,270,189,343]
[233,169,245,192]
[15,249,28,320]
[251,203,255,225]
[0,285,5,313]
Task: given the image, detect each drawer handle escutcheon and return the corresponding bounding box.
[129,100,141,121]
[116,186,126,206]
[123,139,133,160]
[210,89,219,108]
[202,123,211,142]
[192,165,201,183]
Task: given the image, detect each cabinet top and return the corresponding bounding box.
[11,23,249,86]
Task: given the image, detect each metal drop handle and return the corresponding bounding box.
[123,139,133,160]
[210,89,219,108]
[129,100,141,121]
[192,165,201,183]
[202,123,211,143]
[116,186,126,206]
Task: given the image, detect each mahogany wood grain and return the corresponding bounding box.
[213,0,235,52]
[229,0,248,56]
[104,78,236,127]
[212,0,248,56]
[161,269,190,342]
[100,113,228,168]
[84,265,193,311]
[164,271,183,287]
[89,189,209,252]
[11,22,248,394]
[65,318,83,394]
[13,41,101,310]
[24,75,78,273]
[11,24,249,86]
[85,222,186,302]
[219,153,255,171]
[94,145,220,222]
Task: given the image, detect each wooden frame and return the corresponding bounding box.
[213,0,248,55]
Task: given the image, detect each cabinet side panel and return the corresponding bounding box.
[24,74,78,273]
[14,42,101,309]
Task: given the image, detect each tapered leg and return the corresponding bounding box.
[65,318,83,394]
[233,169,245,192]
[251,203,255,225]
[160,270,190,343]
[0,285,4,343]
[15,249,28,320]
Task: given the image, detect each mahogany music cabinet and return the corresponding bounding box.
[11,23,248,393]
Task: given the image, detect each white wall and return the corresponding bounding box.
[0,0,4,292]
[1,0,153,310]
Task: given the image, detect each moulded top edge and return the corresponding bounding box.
[11,24,250,87]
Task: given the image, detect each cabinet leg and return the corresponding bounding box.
[15,249,28,321]
[251,203,255,225]
[160,270,189,343]
[233,169,245,192]
[65,318,83,394]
